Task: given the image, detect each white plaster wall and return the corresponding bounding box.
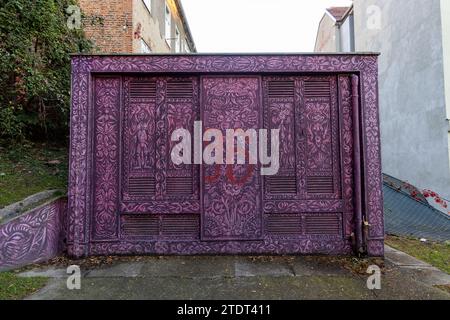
[354,0,450,199]
[441,0,450,169]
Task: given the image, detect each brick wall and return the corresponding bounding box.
[78,0,133,53]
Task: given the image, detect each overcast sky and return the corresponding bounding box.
[181,0,352,53]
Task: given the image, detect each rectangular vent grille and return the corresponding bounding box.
[128,176,156,196]
[129,81,156,99]
[266,176,297,194]
[161,215,199,236]
[167,81,193,99]
[121,215,199,238]
[267,81,295,98]
[305,215,341,235]
[266,215,302,236]
[122,215,159,237]
[306,176,334,194]
[304,80,330,98]
[166,176,193,195]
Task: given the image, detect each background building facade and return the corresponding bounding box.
[315,0,450,202]
[78,0,196,53]
[314,7,354,52]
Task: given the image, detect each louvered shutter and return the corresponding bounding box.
[302,77,340,198]
[263,78,299,198]
[122,76,200,212]
[121,214,199,239]
[123,78,158,200]
[165,78,199,199]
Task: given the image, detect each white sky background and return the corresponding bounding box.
[181,0,352,53]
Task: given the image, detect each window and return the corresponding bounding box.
[141,39,151,53]
[143,0,152,14]
[175,26,181,53]
[165,3,171,48]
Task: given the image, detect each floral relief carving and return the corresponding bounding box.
[305,102,332,171]
[202,77,262,240]
[130,106,155,170]
[167,102,194,171]
[269,102,296,169]
[92,77,120,240]
[338,76,356,237]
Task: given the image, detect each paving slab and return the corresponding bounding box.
[139,256,235,279]
[234,257,293,277]
[290,257,350,277]
[85,262,145,278]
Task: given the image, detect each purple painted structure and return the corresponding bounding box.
[0,198,67,271]
[68,54,384,258]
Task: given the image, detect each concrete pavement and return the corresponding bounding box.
[18,246,450,300]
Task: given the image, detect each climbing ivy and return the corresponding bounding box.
[0,0,92,141]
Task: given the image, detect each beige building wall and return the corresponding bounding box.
[314,15,337,52]
[166,0,193,52]
[132,0,194,53]
[132,0,169,52]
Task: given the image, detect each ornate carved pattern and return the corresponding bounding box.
[130,104,155,171]
[338,76,355,237]
[92,77,120,240]
[264,199,343,213]
[361,64,385,255]
[84,55,375,74]
[263,76,342,206]
[121,201,200,214]
[202,77,262,240]
[303,77,341,200]
[0,199,66,270]
[68,55,383,257]
[305,102,332,170]
[262,77,298,201]
[271,102,296,169]
[68,67,89,250]
[165,77,200,200]
[88,238,352,256]
[122,78,157,202]
[122,77,200,210]
[167,102,193,171]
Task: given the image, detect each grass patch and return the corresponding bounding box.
[386,235,450,274]
[0,141,68,208]
[0,271,47,300]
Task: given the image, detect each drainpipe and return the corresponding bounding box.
[351,75,365,255]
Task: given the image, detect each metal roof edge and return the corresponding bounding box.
[70,52,380,56]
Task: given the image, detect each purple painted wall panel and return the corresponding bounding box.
[0,198,67,271]
[201,77,262,241]
[68,54,384,257]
